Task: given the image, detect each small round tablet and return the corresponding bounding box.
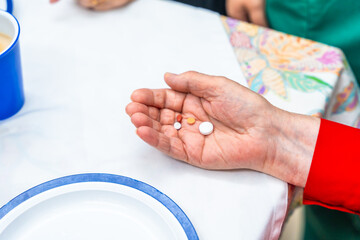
[187,117,196,125]
[199,122,213,135]
[174,122,182,130]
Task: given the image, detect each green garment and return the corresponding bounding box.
[304,206,360,240]
[266,1,360,239]
[266,0,360,85]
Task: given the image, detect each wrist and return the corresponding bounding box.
[264,108,320,187]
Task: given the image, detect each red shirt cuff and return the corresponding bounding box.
[303,119,360,214]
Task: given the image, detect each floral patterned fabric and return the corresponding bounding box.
[221,16,360,126]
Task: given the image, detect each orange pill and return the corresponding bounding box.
[176,115,182,122]
[187,117,196,125]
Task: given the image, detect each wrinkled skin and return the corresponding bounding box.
[126,71,278,172]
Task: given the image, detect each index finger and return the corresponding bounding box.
[164,71,226,99]
[130,88,187,112]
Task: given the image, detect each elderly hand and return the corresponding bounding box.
[50,0,134,11]
[226,0,267,27]
[126,72,320,187]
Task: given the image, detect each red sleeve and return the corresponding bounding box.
[303,119,360,214]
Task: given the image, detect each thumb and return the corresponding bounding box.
[164,71,227,99]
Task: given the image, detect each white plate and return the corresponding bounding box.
[0,174,198,240]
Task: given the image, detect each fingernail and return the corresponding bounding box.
[165,72,178,79]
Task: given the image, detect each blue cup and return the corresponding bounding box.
[0,0,24,120]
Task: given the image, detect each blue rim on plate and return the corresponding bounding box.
[0,173,199,239]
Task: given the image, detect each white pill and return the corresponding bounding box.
[199,122,213,135]
[174,122,182,130]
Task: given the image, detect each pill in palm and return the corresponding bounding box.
[199,122,213,135]
[187,117,196,125]
[174,122,182,130]
[176,114,183,122]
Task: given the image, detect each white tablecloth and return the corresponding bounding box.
[0,0,287,239]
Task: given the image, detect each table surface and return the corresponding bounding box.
[0,0,288,239]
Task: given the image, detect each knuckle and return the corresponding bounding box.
[181,71,199,79]
[215,76,229,86]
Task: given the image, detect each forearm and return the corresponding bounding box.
[265,108,320,187]
[263,107,360,214]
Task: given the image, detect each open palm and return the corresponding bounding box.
[126,72,278,172]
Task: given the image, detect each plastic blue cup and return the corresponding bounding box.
[0,0,24,120]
